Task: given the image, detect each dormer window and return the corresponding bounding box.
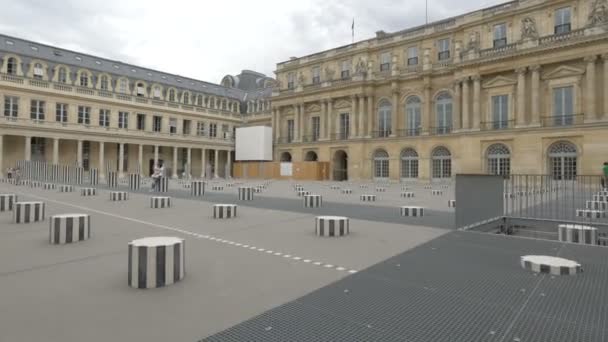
[58,67,67,83]
[407,46,418,66]
[80,73,89,87]
[555,7,571,34]
[438,38,450,60]
[119,79,128,94]
[380,52,391,71]
[493,23,507,48]
[169,89,176,102]
[136,83,145,97]
[6,57,17,75]
[100,75,109,90]
[311,66,320,84]
[183,92,189,104]
[33,63,44,79]
[153,86,161,99]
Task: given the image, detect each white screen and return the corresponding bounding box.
[235,126,273,161]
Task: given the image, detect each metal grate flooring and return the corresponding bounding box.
[201,232,608,342]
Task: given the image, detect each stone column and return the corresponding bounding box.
[453,81,461,131]
[327,99,334,139]
[226,150,232,178]
[214,149,219,178]
[530,65,541,126]
[52,138,59,164]
[461,78,470,130]
[271,108,276,141]
[585,55,597,121]
[99,141,105,179]
[391,89,399,137]
[138,144,143,175]
[358,95,365,137]
[604,54,608,120]
[201,149,206,178]
[293,104,299,142]
[516,67,527,127]
[0,135,3,178]
[320,102,327,140]
[423,85,431,134]
[77,140,83,167]
[186,147,192,177]
[275,107,281,142]
[118,143,124,178]
[367,95,374,137]
[472,75,481,130]
[172,146,178,178]
[154,145,159,166]
[299,103,306,141]
[350,95,357,138]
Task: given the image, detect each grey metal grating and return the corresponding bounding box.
[201,232,608,341]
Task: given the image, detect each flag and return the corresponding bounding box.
[352,18,355,43]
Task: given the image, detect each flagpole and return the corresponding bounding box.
[352,18,355,44]
[426,0,428,24]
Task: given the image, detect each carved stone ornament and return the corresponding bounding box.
[355,57,367,75]
[466,31,480,52]
[589,0,608,26]
[297,72,305,85]
[324,66,335,81]
[521,17,539,39]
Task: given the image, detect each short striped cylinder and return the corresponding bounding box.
[586,201,608,210]
[128,174,141,191]
[304,194,322,208]
[593,194,608,202]
[254,186,264,193]
[293,184,302,189]
[294,186,304,192]
[330,185,340,190]
[400,206,424,217]
[211,185,224,191]
[375,187,386,193]
[43,183,56,190]
[190,181,205,197]
[315,216,349,237]
[59,185,74,192]
[360,184,368,189]
[151,196,171,208]
[30,181,42,188]
[13,201,45,223]
[401,192,415,198]
[297,190,310,197]
[520,255,582,276]
[128,237,185,289]
[107,172,118,188]
[110,191,129,201]
[341,189,352,194]
[576,209,605,219]
[504,192,515,199]
[360,194,376,202]
[0,194,17,212]
[596,191,608,196]
[440,185,449,189]
[80,188,96,196]
[238,187,254,201]
[431,190,443,196]
[213,204,237,219]
[423,185,432,189]
[49,214,91,244]
[558,224,598,245]
[448,200,456,208]
[226,183,234,188]
[158,177,169,193]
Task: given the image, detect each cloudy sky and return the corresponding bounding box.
[0,0,506,83]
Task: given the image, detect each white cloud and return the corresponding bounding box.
[0,0,508,83]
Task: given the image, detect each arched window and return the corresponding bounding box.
[6,57,17,75]
[400,148,419,179]
[377,99,392,137]
[183,92,189,104]
[100,75,109,90]
[79,72,89,87]
[432,146,451,178]
[304,151,318,161]
[548,141,577,180]
[33,63,43,79]
[405,96,422,136]
[487,144,510,176]
[196,95,203,106]
[58,67,68,83]
[373,149,390,180]
[169,89,176,102]
[280,152,292,162]
[435,92,452,134]
[119,79,128,94]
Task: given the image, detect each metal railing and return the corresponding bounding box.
[429,126,452,135]
[277,136,294,144]
[372,130,391,138]
[480,120,515,131]
[397,128,423,137]
[330,132,349,140]
[541,114,584,127]
[302,135,320,143]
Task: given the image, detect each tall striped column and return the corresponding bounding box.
[128,173,141,191]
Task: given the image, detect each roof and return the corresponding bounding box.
[0,33,273,102]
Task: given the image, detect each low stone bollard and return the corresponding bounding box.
[576,209,605,219]
[341,189,352,195]
[304,194,322,208]
[14,201,45,223]
[59,185,74,192]
[315,216,349,237]
[448,200,456,208]
[431,190,443,196]
[400,206,424,217]
[238,187,254,201]
[0,194,17,212]
[80,188,96,196]
[586,201,608,211]
[520,255,582,276]
[213,204,237,219]
[360,194,376,202]
[43,183,56,190]
[191,181,205,197]
[151,196,172,208]
[49,213,91,244]
[558,224,597,245]
[375,187,386,193]
[128,237,185,289]
[110,191,129,201]
[401,192,415,198]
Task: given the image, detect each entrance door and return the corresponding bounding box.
[333,150,348,181]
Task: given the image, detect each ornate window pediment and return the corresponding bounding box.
[542,65,585,80]
[306,104,321,112]
[482,76,516,88]
[334,99,351,109]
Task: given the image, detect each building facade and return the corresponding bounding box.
[271,0,608,181]
[0,35,273,179]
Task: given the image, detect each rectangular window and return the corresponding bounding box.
[99,109,110,127]
[311,66,320,84]
[78,106,90,125]
[209,123,217,138]
[152,115,162,132]
[118,111,128,129]
[493,23,507,48]
[553,86,574,126]
[197,122,206,136]
[4,96,19,118]
[438,38,450,60]
[183,120,191,135]
[287,119,294,142]
[312,116,320,141]
[287,73,295,89]
[407,46,418,66]
[555,7,571,34]
[30,100,45,121]
[82,141,90,171]
[341,60,350,78]
[55,103,68,123]
[119,79,128,94]
[169,118,177,134]
[100,77,108,90]
[380,52,391,71]
[339,113,350,139]
[491,95,509,129]
[136,113,146,130]
[222,124,229,139]
[136,85,145,97]
[33,66,44,79]
[153,87,161,99]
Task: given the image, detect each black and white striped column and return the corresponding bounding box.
[593,194,608,202]
[330,185,340,190]
[128,237,185,289]
[128,173,141,191]
[341,188,352,194]
[360,194,376,202]
[424,185,432,189]
[191,181,205,197]
[49,214,91,244]
[401,192,415,198]
[110,191,129,201]
[431,190,443,196]
[59,185,74,192]
[89,168,99,186]
[0,194,17,212]
[400,206,424,217]
[304,194,322,208]
[297,190,310,197]
[360,184,369,189]
[315,216,349,237]
[448,200,456,208]
[586,201,608,210]
[211,185,224,191]
[558,224,598,245]
[375,187,386,193]
[238,187,254,201]
[213,204,237,219]
[107,172,118,188]
[521,255,582,276]
[43,183,56,190]
[576,209,605,219]
[81,188,97,196]
[13,201,45,223]
[151,196,172,208]
[157,177,169,193]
